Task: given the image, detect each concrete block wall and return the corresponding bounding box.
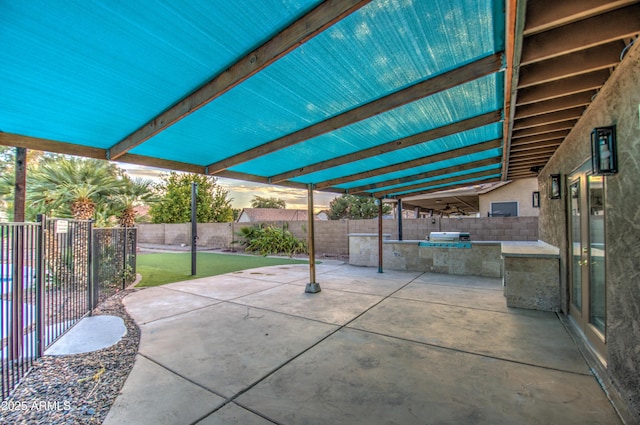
[136,217,538,255]
[199,222,235,249]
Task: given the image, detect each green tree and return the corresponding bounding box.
[27,155,124,221]
[150,173,233,223]
[114,177,158,227]
[250,195,286,209]
[328,194,392,220]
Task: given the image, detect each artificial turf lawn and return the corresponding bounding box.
[136,252,310,287]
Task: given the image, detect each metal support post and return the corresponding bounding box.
[191,182,198,276]
[397,198,403,241]
[36,215,44,357]
[305,184,321,293]
[378,198,383,274]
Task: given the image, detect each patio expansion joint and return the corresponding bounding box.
[136,352,229,402]
[414,281,504,292]
[136,300,223,326]
[194,272,428,423]
[389,294,556,318]
[344,326,595,378]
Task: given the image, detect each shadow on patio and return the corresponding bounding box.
[104,263,621,425]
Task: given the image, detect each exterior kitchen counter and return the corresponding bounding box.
[501,241,560,312]
[348,235,562,312]
[500,241,560,258]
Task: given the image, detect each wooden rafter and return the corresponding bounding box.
[107,0,372,160]
[316,139,501,190]
[389,176,502,200]
[348,157,501,195]
[269,110,501,183]
[511,121,577,139]
[523,0,638,36]
[514,91,594,120]
[509,147,559,159]
[0,132,106,160]
[511,130,569,144]
[368,168,500,198]
[516,70,609,106]
[517,42,623,88]
[521,4,640,65]
[513,107,585,130]
[510,140,562,152]
[0,132,319,192]
[206,53,504,174]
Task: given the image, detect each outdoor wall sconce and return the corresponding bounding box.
[532,191,540,208]
[591,126,617,175]
[549,174,561,199]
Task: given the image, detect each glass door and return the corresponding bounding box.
[567,165,606,359]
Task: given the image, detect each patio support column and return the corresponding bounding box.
[305,184,321,293]
[378,198,383,274]
[397,198,403,241]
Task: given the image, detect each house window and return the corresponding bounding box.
[490,202,518,217]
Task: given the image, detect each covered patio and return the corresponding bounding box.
[2,0,639,421]
[104,263,619,425]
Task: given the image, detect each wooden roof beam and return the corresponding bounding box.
[316,139,501,190]
[269,110,501,183]
[0,132,107,160]
[389,177,502,200]
[511,139,563,152]
[511,120,577,139]
[510,130,569,145]
[521,4,640,65]
[348,157,501,195]
[513,107,585,130]
[514,91,595,120]
[509,147,559,159]
[107,0,372,160]
[206,53,504,174]
[370,168,500,198]
[518,42,624,88]
[524,0,637,36]
[509,156,551,165]
[516,70,610,106]
[0,131,320,192]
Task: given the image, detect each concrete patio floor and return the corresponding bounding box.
[104,262,621,425]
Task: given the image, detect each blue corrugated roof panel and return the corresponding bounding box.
[362,163,503,195]
[229,73,503,176]
[391,173,503,196]
[130,0,505,166]
[289,123,502,184]
[0,0,321,147]
[335,147,503,190]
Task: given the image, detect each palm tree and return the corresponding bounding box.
[28,156,124,220]
[114,177,157,227]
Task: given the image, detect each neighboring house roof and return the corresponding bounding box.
[237,208,309,223]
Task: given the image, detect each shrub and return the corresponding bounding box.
[235,224,307,257]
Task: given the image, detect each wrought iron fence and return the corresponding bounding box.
[40,218,93,354]
[0,216,136,400]
[92,227,137,306]
[0,222,40,403]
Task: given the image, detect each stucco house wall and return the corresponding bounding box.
[479,178,540,217]
[537,42,640,419]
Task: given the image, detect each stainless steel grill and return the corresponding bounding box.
[427,231,471,242]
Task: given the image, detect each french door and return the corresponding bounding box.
[568,163,606,360]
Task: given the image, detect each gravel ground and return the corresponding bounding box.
[0,289,140,425]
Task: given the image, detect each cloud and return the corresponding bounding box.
[118,163,337,211]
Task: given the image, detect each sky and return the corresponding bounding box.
[119,163,338,212]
